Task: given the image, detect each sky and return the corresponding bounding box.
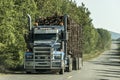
[75,0,120,33]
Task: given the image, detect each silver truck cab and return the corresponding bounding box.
[24,26,65,74]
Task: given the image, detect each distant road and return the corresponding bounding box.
[0,41,120,80]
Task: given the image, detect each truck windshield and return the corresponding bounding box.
[34,34,56,40]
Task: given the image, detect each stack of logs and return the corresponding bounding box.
[35,15,64,26]
[67,18,83,58]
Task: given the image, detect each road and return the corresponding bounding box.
[0,42,120,80]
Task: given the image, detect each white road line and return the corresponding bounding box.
[67,76,72,79]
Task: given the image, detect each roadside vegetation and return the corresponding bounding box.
[116,39,120,50]
[0,0,111,72]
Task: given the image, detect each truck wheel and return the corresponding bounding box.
[67,58,72,72]
[74,57,79,70]
[59,69,64,74]
[67,65,72,72]
[26,71,31,74]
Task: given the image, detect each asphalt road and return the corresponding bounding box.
[0,41,120,80]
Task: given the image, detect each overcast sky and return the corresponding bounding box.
[75,0,120,33]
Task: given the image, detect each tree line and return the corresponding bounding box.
[0,0,111,72]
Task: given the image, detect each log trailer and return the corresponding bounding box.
[24,14,83,74]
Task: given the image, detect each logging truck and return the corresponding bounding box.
[24,14,83,74]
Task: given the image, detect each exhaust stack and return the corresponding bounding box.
[27,14,32,31]
[64,14,68,58]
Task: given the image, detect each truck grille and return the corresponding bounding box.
[34,46,51,69]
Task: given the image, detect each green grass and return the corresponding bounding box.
[0,73,5,76]
[83,50,104,61]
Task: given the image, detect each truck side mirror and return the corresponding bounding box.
[28,32,34,42]
[24,33,28,43]
[59,31,64,40]
[60,32,69,41]
[59,30,68,41]
[63,32,68,41]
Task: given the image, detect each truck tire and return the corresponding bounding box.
[67,55,72,72]
[26,71,31,74]
[76,58,79,70]
[67,63,72,72]
[59,69,64,74]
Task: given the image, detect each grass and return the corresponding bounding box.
[83,50,104,61]
[0,73,5,76]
